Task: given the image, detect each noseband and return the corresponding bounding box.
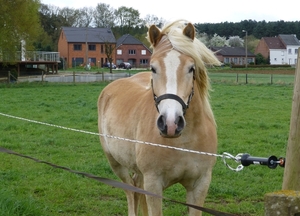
[151,79,194,115]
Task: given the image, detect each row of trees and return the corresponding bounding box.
[1,0,299,61]
[195,20,300,40]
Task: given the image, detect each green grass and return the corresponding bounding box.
[0,79,294,215]
[209,72,295,85]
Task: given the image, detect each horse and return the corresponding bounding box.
[97,20,221,216]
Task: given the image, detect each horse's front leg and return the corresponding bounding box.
[143,174,164,216]
[185,171,213,216]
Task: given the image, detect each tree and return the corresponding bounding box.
[39,4,63,51]
[209,34,228,47]
[115,6,142,35]
[59,7,80,27]
[93,3,115,28]
[142,14,165,27]
[104,43,116,73]
[196,32,210,47]
[255,53,268,65]
[227,36,243,47]
[0,0,42,61]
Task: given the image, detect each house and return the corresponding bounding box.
[116,34,152,68]
[58,27,116,69]
[210,47,256,65]
[255,34,300,65]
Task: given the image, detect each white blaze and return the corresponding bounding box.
[164,50,180,94]
[158,50,183,124]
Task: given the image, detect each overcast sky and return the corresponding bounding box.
[41,0,299,24]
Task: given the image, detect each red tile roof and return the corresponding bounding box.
[262,37,285,49]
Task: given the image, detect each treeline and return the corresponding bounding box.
[194,20,300,39]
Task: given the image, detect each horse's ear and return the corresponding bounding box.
[183,23,195,41]
[148,25,162,47]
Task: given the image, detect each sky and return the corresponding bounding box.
[41,0,300,24]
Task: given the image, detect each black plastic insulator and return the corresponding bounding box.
[241,154,279,169]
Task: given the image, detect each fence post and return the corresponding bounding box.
[8,71,10,83]
[73,71,75,83]
[270,74,273,84]
[264,49,300,215]
[282,49,300,190]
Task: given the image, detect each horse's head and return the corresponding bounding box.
[148,21,197,138]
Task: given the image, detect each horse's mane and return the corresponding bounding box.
[148,20,221,124]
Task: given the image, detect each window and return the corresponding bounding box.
[89,45,96,51]
[101,45,104,53]
[274,58,277,61]
[74,44,82,51]
[117,49,122,55]
[281,51,284,56]
[89,58,96,66]
[140,59,148,64]
[72,57,83,67]
[288,49,292,54]
[295,49,298,54]
[141,50,146,55]
[129,50,136,55]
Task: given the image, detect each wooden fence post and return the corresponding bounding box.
[264,49,300,215]
[282,49,300,190]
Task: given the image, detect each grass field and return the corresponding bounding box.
[0,76,295,215]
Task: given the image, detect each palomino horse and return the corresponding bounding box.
[98,20,221,216]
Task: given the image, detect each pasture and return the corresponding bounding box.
[0,78,294,215]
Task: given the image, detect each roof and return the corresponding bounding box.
[116,34,143,47]
[61,27,116,43]
[262,37,286,49]
[279,34,300,46]
[211,46,256,57]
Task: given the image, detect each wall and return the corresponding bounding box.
[116,44,152,68]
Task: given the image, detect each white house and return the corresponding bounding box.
[255,34,300,65]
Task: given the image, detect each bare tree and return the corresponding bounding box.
[98,33,116,73]
[115,6,142,29]
[59,7,80,27]
[76,7,94,27]
[93,3,115,28]
[142,14,165,27]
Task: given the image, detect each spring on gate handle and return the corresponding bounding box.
[240,154,285,169]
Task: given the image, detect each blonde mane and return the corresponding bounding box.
[147,20,221,124]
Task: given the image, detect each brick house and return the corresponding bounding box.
[210,47,255,65]
[116,34,152,68]
[58,27,116,69]
[255,34,300,65]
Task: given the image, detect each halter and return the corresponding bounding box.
[151,78,194,115]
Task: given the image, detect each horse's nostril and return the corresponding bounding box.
[157,115,167,133]
[175,116,185,133]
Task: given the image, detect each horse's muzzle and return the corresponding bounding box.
[157,114,185,138]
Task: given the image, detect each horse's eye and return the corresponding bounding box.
[189,67,195,73]
[151,67,156,74]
